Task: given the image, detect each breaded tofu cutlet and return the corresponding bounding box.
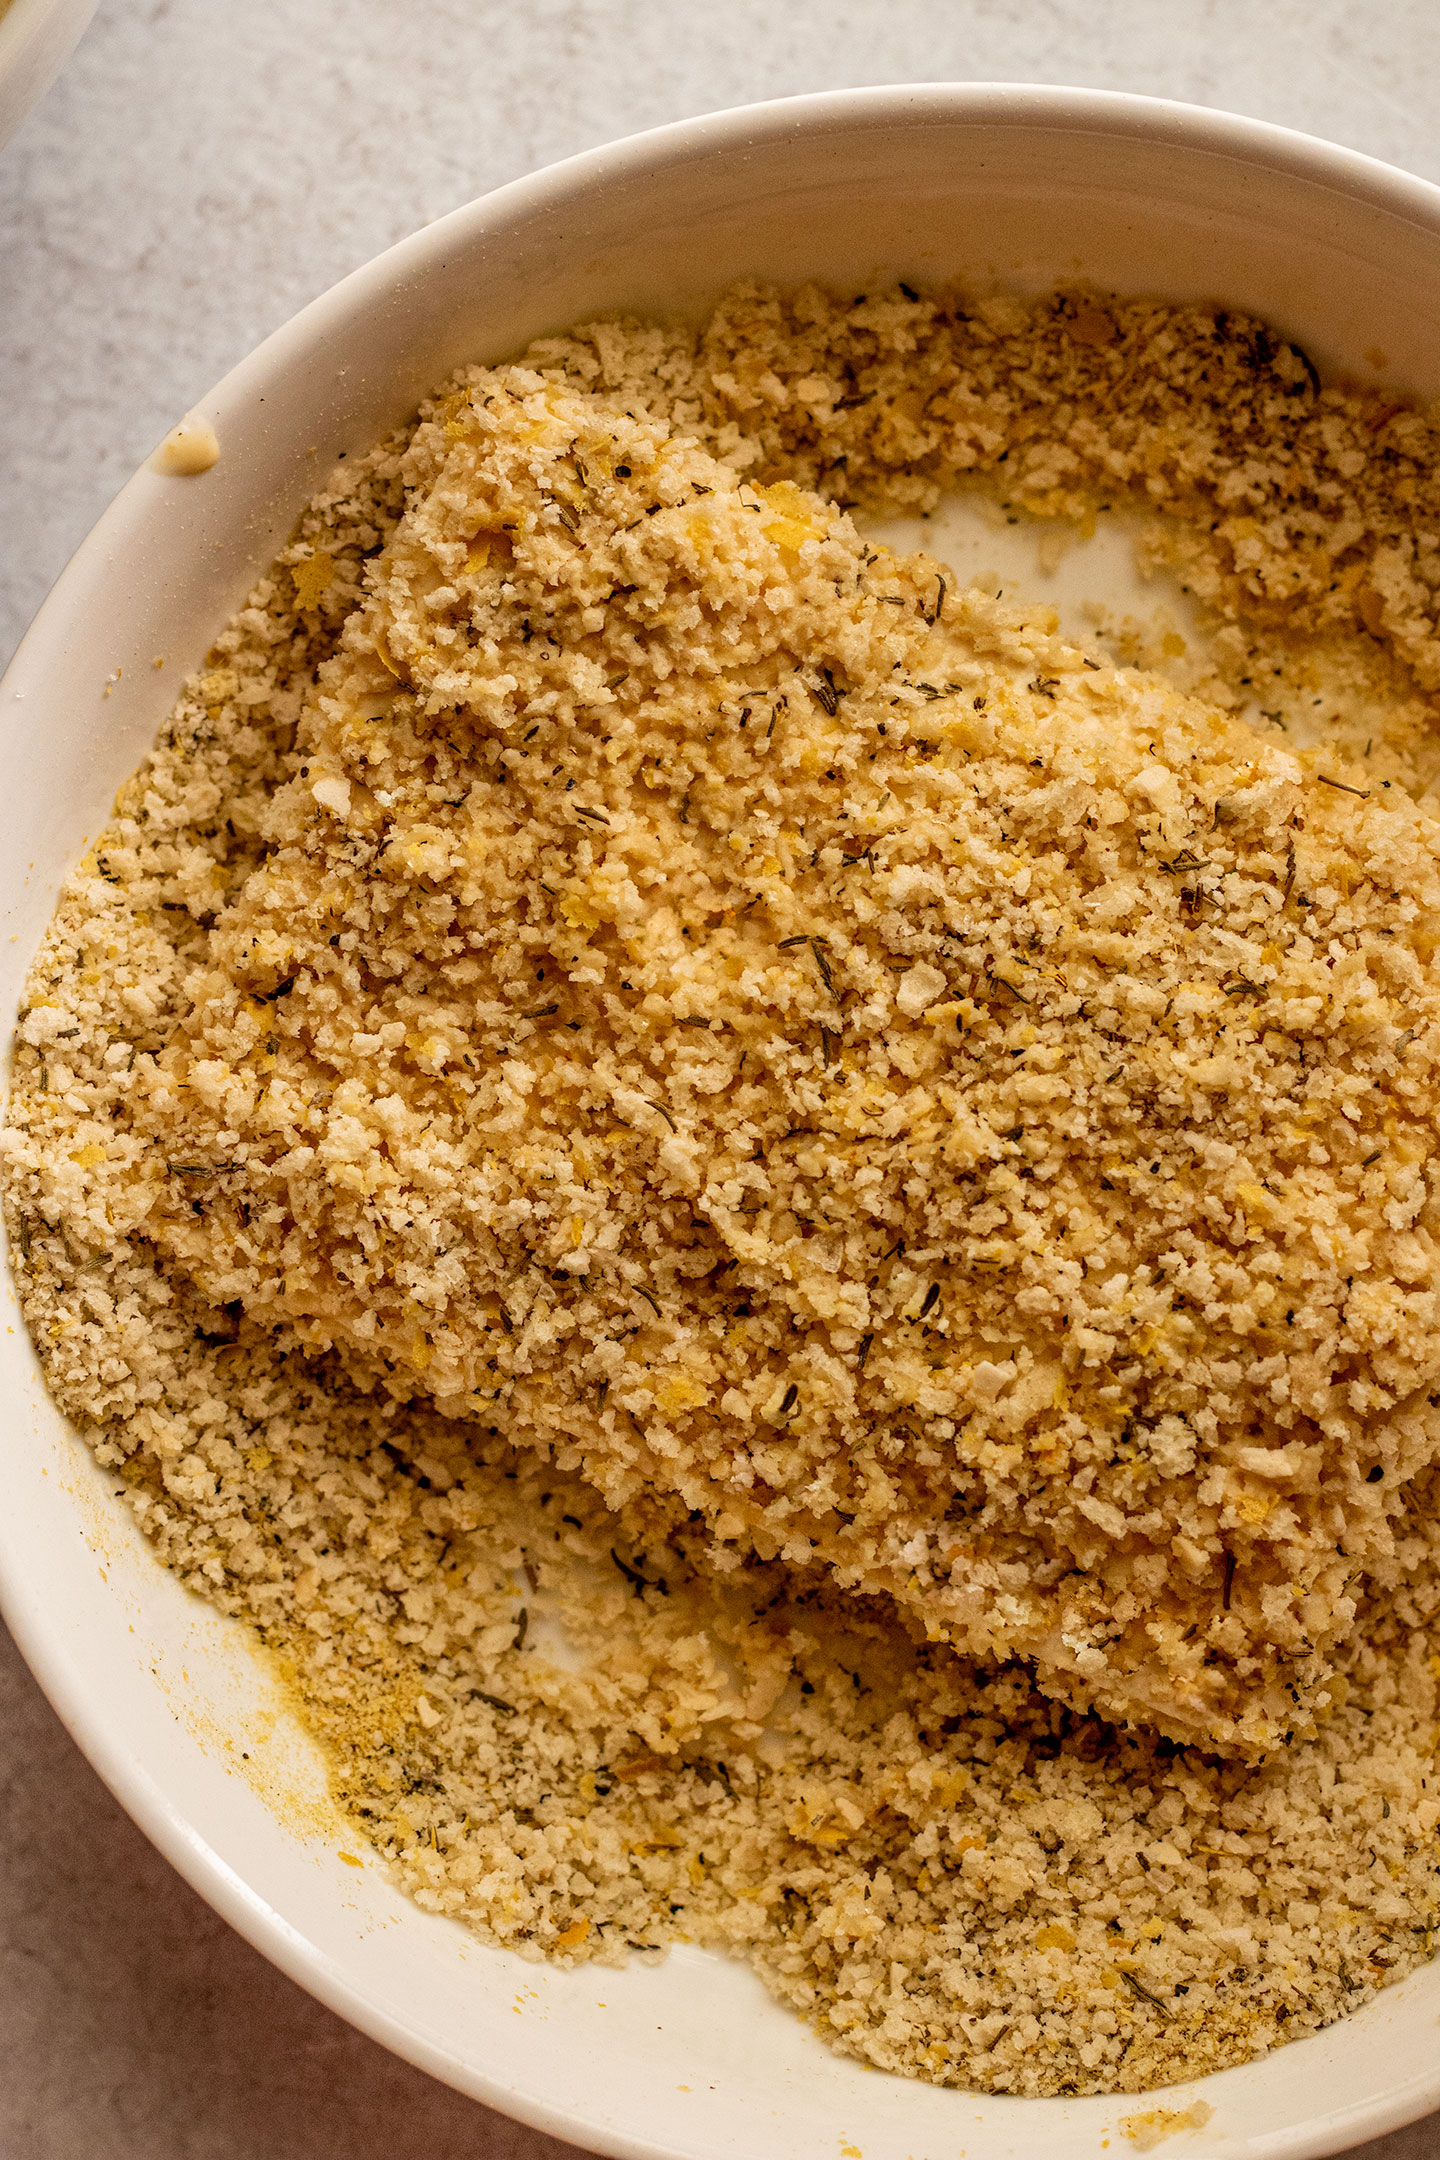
[51,374,1440,1751]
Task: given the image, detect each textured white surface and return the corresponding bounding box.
[4,5,1440,2155]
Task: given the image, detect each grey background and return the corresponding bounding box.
[3,2,1440,2153]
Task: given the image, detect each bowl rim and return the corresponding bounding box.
[0,0,98,149]
[0,0,90,60]
[6,78,1440,2160]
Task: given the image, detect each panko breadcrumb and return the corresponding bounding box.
[6,281,1440,2101]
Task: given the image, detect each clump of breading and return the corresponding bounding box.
[45,369,1440,1754]
[535,281,1440,704]
[533,282,1440,801]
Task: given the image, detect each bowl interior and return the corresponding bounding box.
[4,88,1440,2160]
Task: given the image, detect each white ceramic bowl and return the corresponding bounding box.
[5,84,1440,2160]
[0,0,96,150]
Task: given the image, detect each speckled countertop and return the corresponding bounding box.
[4,4,1440,2154]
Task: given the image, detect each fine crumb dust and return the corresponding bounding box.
[6,282,1440,2101]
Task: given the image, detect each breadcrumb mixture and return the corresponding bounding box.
[6,284,1440,2099]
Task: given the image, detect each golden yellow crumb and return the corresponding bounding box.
[1119,2100,1215,2151]
[150,415,220,477]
